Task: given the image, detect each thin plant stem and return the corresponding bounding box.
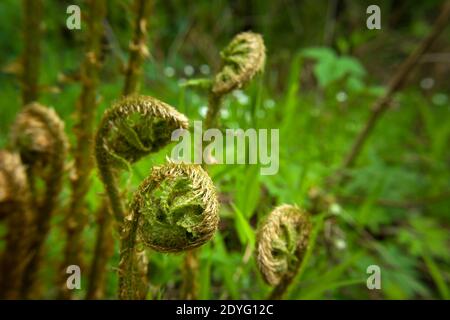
[22,0,42,105]
[86,200,115,300]
[123,0,152,95]
[59,0,106,300]
[0,152,33,299]
[88,0,151,299]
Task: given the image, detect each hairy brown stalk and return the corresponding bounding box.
[123,0,152,95]
[59,0,106,299]
[21,0,42,105]
[0,151,33,299]
[181,250,200,300]
[11,103,68,299]
[86,202,115,300]
[58,0,107,300]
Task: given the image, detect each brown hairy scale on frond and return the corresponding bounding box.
[205,32,265,130]
[212,32,266,96]
[0,151,29,216]
[95,95,190,223]
[256,204,311,286]
[94,95,193,299]
[9,102,68,298]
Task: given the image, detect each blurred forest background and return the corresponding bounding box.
[0,0,449,299]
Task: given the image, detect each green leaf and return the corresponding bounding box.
[213,233,239,299]
[234,166,261,218]
[231,203,256,248]
[422,251,450,299]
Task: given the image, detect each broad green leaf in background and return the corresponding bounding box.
[302,47,366,90]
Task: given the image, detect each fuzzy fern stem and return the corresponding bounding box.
[119,163,219,299]
[94,95,189,299]
[0,151,33,299]
[123,0,152,95]
[256,205,312,300]
[59,0,107,300]
[10,103,68,298]
[204,31,265,129]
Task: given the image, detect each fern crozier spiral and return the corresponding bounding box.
[131,162,220,252]
[212,31,266,96]
[256,204,311,286]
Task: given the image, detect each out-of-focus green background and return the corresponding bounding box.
[0,0,449,299]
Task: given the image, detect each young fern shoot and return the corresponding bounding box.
[95,95,189,219]
[94,95,190,299]
[10,103,68,298]
[123,0,152,96]
[60,0,106,300]
[256,205,312,299]
[0,151,33,299]
[120,162,219,299]
[206,31,266,129]
[182,31,266,299]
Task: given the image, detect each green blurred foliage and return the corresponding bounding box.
[0,0,449,300]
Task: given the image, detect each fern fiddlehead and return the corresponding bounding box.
[206,31,266,129]
[119,162,219,299]
[256,205,312,299]
[95,95,192,299]
[0,151,32,299]
[10,102,68,298]
[88,0,151,299]
[95,95,189,220]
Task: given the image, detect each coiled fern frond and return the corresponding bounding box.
[119,162,219,299]
[11,103,67,176]
[212,31,266,96]
[97,95,189,166]
[10,102,68,298]
[0,151,29,216]
[256,204,311,299]
[132,162,219,252]
[0,151,32,299]
[95,95,197,299]
[206,31,266,129]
